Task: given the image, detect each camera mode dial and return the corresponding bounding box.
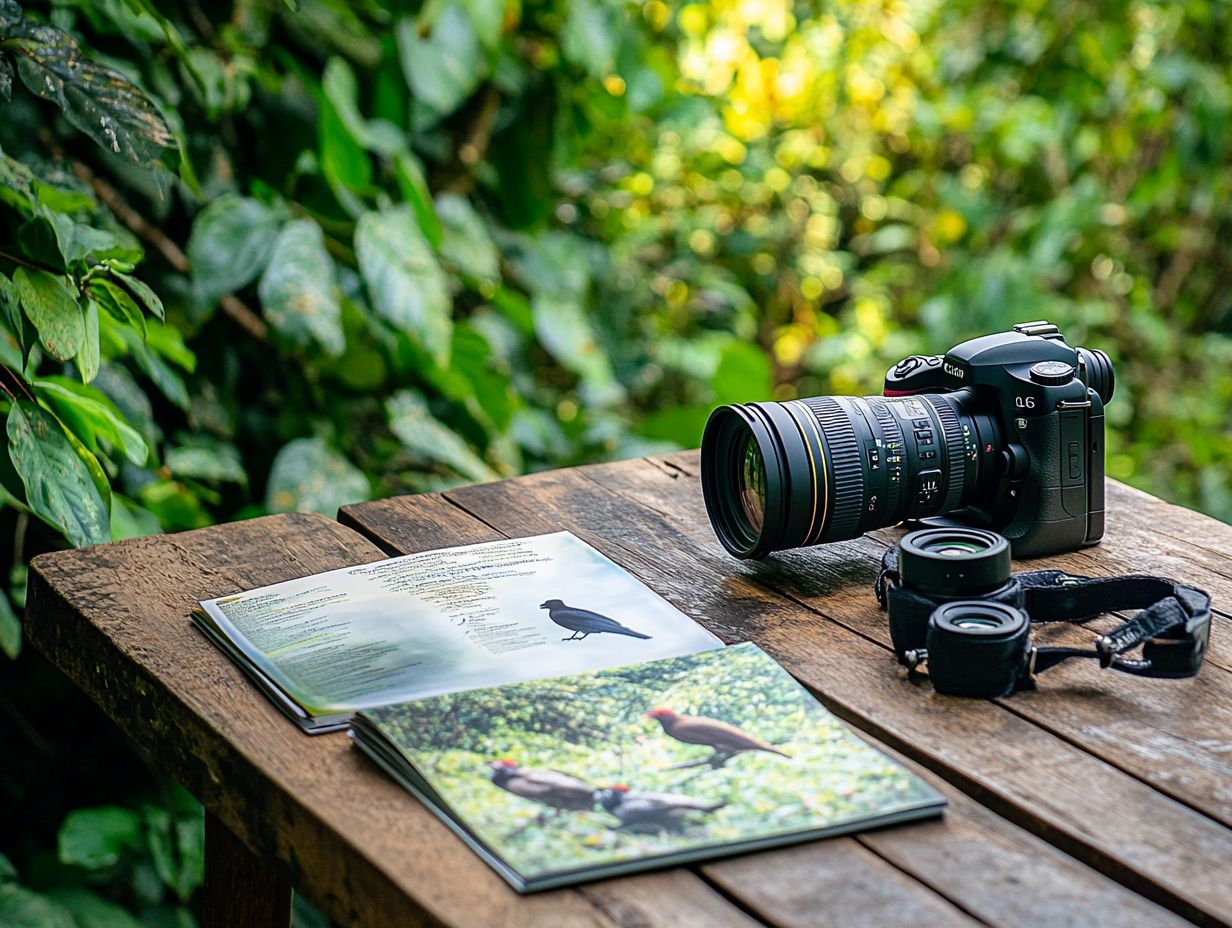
[1028,360,1075,386]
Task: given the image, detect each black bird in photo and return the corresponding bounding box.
[595,785,726,833]
[486,760,596,823]
[539,599,653,641]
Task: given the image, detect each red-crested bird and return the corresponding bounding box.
[645,708,791,763]
[595,784,726,833]
[486,760,596,821]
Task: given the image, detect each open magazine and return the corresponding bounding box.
[194,532,724,731]
[352,643,945,892]
[195,530,944,890]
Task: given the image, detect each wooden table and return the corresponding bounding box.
[24,450,1232,928]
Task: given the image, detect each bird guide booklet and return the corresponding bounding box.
[351,643,945,892]
[194,531,723,732]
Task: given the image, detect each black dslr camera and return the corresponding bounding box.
[700,321,1114,559]
[876,528,1211,698]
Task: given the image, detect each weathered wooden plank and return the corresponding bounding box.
[409,462,1231,927]
[342,490,1195,928]
[585,453,1232,831]
[203,811,292,928]
[25,512,763,928]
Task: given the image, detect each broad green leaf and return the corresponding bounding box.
[7,21,172,165]
[532,292,623,406]
[258,220,345,356]
[57,806,143,869]
[0,274,27,363]
[265,437,369,515]
[355,206,452,365]
[13,267,83,361]
[110,494,161,541]
[187,195,283,306]
[387,390,497,483]
[165,443,246,484]
[45,889,142,928]
[86,276,146,338]
[713,339,772,404]
[561,0,617,79]
[110,269,164,321]
[393,152,442,249]
[0,588,18,659]
[33,377,150,466]
[75,297,100,383]
[0,884,75,928]
[41,210,140,269]
[460,0,506,49]
[8,399,110,546]
[396,8,484,117]
[436,194,500,285]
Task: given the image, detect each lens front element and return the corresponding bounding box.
[738,434,767,534]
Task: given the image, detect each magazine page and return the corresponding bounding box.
[355,643,944,890]
[197,532,722,719]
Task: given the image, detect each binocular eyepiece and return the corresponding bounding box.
[878,527,1212,698]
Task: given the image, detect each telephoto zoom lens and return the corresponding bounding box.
[701,394,1003,558]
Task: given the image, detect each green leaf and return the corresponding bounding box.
[0,589,18,659]
[0,851,15,881]
[712,340,772,405]
[57,806,143,869]
[7,21,173,165]
[561,0,617,79]
[187,195,283,306]
[110,494,161,541]
[13,267,83,361]
[396,8,484,117]
[7,399,110,547]
[0,1,19,31]
[387,390,497,483]
[110,269,164,321]
[0,884,76,928]
[355,206,452,365]
[44,888,143,928]
[165,443,245,483]
[319,64,371,197]
[258,220,344,356]
[436,194,500,285]
[75,298,100,383]
[265,437,369,516]
[459,0,506,50]
[532,292,623,406]
[393,152,442,249]
[86,276,145,339]
[33,377,150,466]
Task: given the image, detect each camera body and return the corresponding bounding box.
[884,321,1113,558]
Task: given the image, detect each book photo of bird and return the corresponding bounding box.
[486,760,597,824]
[539,599,653,642]
[645,708,791,767]
[594,785,726,833]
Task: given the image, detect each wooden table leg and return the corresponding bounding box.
[203,811,292,928]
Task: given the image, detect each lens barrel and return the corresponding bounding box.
[701,394,1002,559]
[926,601,1030,698]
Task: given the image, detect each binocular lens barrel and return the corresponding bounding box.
[701,393,1002,559]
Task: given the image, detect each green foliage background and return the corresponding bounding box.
[0,0,1228,924]
[366,644,936,879]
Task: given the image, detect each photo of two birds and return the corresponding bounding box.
[363,643,939,882]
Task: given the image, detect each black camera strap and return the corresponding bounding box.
[877,547,1212,679]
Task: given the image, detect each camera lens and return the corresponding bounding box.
[701,394,1003,558]
[926,601,1030,698]
[898,528,1011,598]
